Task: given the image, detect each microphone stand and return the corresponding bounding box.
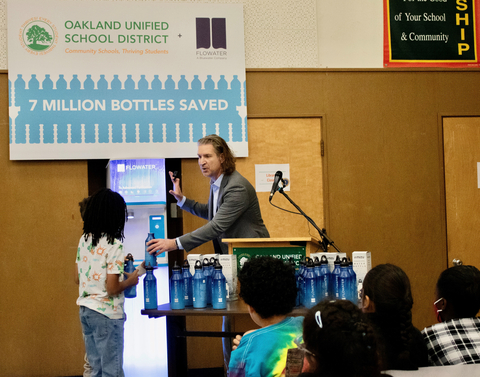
[276,185,342,253]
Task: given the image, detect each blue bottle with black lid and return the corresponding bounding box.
[331,255,342,299]
[338,257,351,301]
[348,258,357,304]
[192,260,207,308]
[297,257,306,307]
[313,257,322,301]
[212,260,227,309]
[203,258,213,305]
[303,258,318,308]
[319,255,331,299]
[182,260,193,307]
[144,265,158,310]
[170,261,185,310]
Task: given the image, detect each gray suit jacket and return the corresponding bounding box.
[179,170,269,253]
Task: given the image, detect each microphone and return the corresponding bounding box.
[269,171,283,201]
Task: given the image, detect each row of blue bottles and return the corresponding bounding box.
[124,253,136,299]
[295,255,358,307]
[167,257,229,310]
[190,259,227,309]
[144,265,158,310]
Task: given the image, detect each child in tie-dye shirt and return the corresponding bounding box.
[228,256,303,377]
[75,188,139,377]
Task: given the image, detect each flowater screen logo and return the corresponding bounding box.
[19,18,58,55]
[196,18,227,59]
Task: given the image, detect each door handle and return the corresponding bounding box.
[452,259,463,266]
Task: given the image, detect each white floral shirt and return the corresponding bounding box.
[76,234,125,319]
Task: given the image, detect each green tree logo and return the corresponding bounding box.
[22,21,55,52]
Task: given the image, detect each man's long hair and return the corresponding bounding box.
[198,134,236,175]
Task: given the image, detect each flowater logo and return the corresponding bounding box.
[196,17,227,59]
[19,17,58,55]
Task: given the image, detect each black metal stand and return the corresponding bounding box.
[277,187,342,253]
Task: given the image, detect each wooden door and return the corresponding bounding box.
[443,117,480,268]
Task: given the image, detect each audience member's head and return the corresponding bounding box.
[434,265,480,322]
[362,263,419,370]
[301,300,381,377]
[82,188,127,247]
[238,256,297,321]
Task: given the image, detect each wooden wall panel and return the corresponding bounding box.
[0,73,88,376]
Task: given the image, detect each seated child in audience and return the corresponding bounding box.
[297,300,382,377]
[228,256,302,377]
[362,263,429,370]
[422,264,480,366]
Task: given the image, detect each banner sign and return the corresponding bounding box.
[384,0,480,67]
[8,0,248,160]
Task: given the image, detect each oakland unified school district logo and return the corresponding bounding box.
[19,17,58,55]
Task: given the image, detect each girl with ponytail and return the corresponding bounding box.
[362,264,428,370]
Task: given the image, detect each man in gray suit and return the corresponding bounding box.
[147,134,269,255]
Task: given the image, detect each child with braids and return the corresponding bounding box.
[75,188,139,377]
[362,264,428,370]
[297,300,382,377]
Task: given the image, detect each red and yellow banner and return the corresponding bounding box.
[384,0,480,67]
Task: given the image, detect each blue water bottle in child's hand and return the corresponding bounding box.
[124,253,136,298]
